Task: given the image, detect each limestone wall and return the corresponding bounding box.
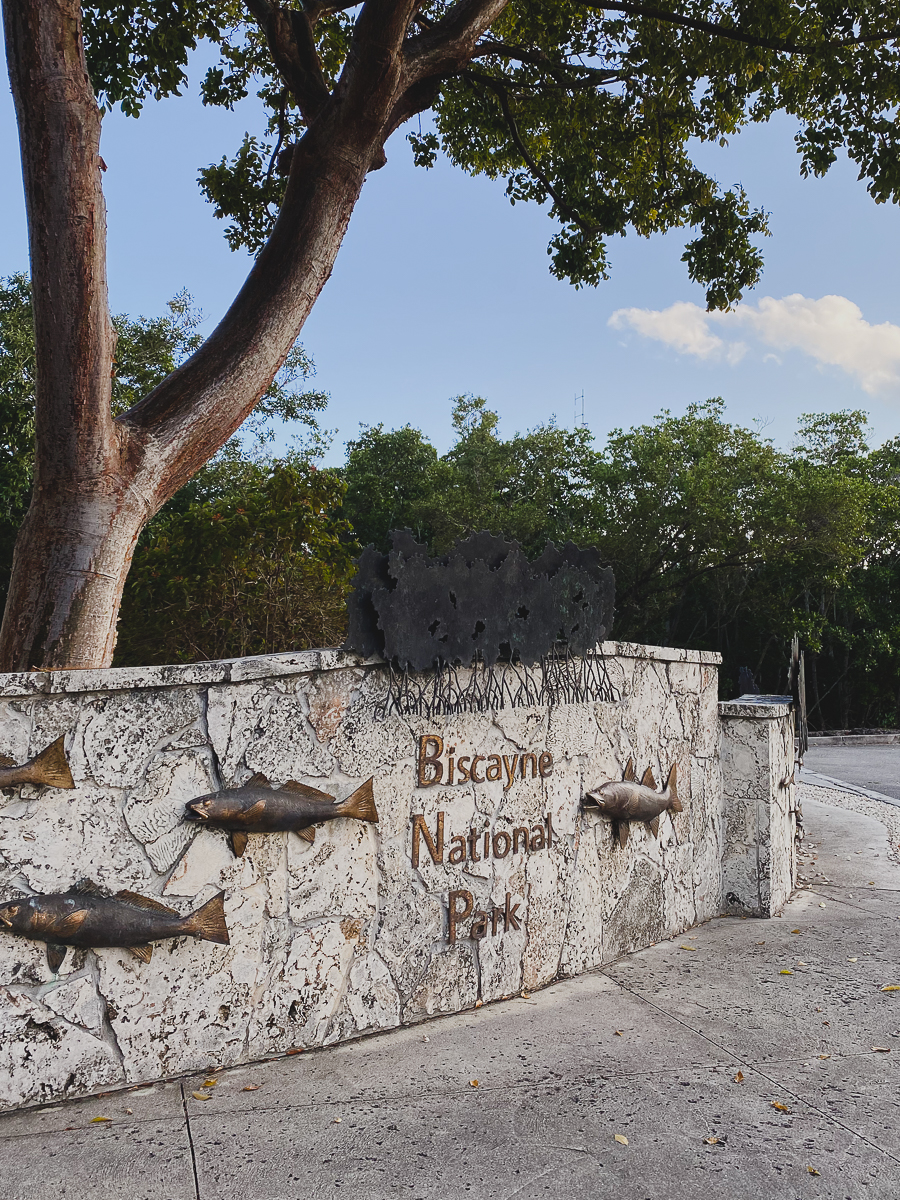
[0,643,786,1111]
[719,696,798,915]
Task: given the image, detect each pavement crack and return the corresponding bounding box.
[180,1082,201,1200]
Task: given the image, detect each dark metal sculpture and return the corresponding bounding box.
[346,531,617,716]
[0,736,74,789]
[0,879,229,972]
[583,759,682,847]
[184,773,378,857]
[347,530,614,671]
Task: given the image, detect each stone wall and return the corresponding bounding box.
[0,644,790,1111]
[719,696,798,916]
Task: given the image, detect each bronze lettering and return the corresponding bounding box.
[502,755,519,790]
[470,755,485,783]
[520,753,537,779]
[504,892,521,931]
[513,826,529,854]
[483,830,490,859]
[493,830,511,858]
[449,834,467,864]
[411,812,445,867]
[418,736,444,786]
[491,907,502,935]
[467,828,481,862]
[545,813,554,846]
[538,752,553,778]
[448,889,473,944]
[486,755,502,781]
[447,756,455,785]
[529,824,546,851]
[471,910,488,939]
[456,756,470,782]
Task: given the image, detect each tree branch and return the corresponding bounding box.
[582,1,900,55]
[244,0,330,121]
[473,38,624,85]
[469,72,599,236]
[403,0,512,86]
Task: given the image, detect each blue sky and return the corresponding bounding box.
[2,39,899,463]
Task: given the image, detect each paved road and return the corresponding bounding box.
[805,744,900,800]
[2,795,899,1199]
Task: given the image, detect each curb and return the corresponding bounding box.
[799,768,900,809]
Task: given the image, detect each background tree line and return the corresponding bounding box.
[2,276,898,728]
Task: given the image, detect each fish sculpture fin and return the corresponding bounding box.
[648,815,660,838]
[56,910,87,936]
[338,777,378,823]
[641,766,656,790]
[240,800,267,823]
[29,736,75,789]
[129,944,153,964]
[617,821,629,849]
[46,943,67,973]
[623,758,636,782]
[71,877,102,895]
[0,753,14,768]
[185,891,230,946]
[297,826,316,844]
[281,779,334,802]
[116,890,178,916]
[666,762,682,811]
[245,772,269,787]
[230,832,248,857]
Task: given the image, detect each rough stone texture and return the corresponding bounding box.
[0,645,794,1110]
[720,695,798,915]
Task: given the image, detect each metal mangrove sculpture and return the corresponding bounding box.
[0,879,229,972]
[345,531,617,717]
[184,773,379,857]
[0,736,74,789]
[583,759,683,847]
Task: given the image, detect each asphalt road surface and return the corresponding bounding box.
[804,744,900,800]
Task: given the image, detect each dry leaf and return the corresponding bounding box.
[679,944,697,952]
[818,1054,831,1060]
[780,969,794,976]
[770,1101,791,1113]
[614,1030,623,1037]
[807,1166,821,1177]
[202,1079,217,1088]
[872,1046,891,1053]
[848,957,858,963]
[614,1133,629,1146]
[703,1136,720,1145]
[125,1108,133,1115]
[333,1117,342,1123]
[91,1116,111,1123]
[791,929,801,934]
[755,941,765,946]
[798,961,808,967]
[475,999,483,1008]
[469,1079,479,1088]
[819,903,826,908]
[242,1084,261,1092]
[520,991,531,999]
[191,1091,211,1101]
[882,985,900,992]
[869,882,875,886]
[734,1071,744,1083]
[286,1048,304,1056]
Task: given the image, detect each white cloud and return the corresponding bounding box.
[609,293,900,395]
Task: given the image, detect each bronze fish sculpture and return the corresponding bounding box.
[584,759,682,847]
[0,736,74,789]
[184,772,378,857]
[0,879,229,972]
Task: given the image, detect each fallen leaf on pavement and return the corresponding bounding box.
[808,1166,821,1176]
[771,1101,791,1113]
[333,1117,342,1123]
[520,992,531,999]
[469,1080,479,1088]
[202,1079,217,1088]
[242,1084,261,1092]
[872,1046,891,1053]
[818,1054,831,1060]
[614,1134,629,1145]
[286,1048,304,1055]
[819,903,826,908]
[191,1091,211,1101]
[780,969,794,976]
[791,929,801,934]
[882,985,900,992]
[703,1136,720,1145]
[614,1030,623,1036]
[475,999,483,1008]
[91,1116,111,1123]
[848,958,858,963]
[679,944,697,951]
[733,1071,744,1083]
[125,1108,133,1115]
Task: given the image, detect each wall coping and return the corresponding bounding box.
[0,640,721,699]
[719,694,793,719]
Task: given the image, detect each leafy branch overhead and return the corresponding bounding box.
[83,1,900,308]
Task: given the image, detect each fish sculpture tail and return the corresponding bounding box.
[666,762,682,812]
[26,736,75,789]
[336,777,378,823]
[183,891,230,945]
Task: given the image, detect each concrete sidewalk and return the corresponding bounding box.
[2,793,899,1200]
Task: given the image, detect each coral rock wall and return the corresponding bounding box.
[0,645,790,1111]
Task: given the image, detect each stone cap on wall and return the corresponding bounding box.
[719,694,793,719]
[0,640,721,699]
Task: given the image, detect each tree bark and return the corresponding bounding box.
[0,0,511,670]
